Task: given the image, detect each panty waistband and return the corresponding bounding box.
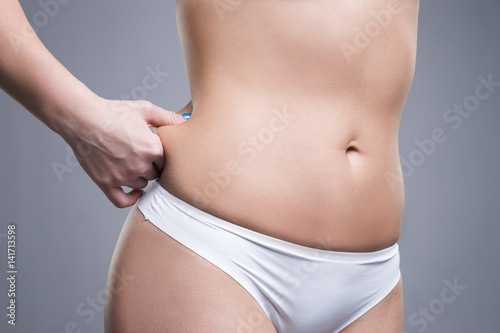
[138,180,399,262]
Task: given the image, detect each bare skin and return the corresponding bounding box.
[0,0,185,208]
[106,208,403,332]
[107,0,418,331]
[157,0,419,252]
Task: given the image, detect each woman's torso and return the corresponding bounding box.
[157,0,420,252]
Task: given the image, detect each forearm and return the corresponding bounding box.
[0,0,97,137]
[0,0,187,207]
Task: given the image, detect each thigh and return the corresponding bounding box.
[340,277,404,333]
[104,206,277,333]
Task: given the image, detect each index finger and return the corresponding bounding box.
[100,184,143,208]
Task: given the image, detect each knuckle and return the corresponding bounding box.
[143,136,163,157]
[94,173,110,186]
[100,172,121,187]
[133,163,150,176]
[137,100,153,110]
[114,173,128,185]
[150,143,164,158]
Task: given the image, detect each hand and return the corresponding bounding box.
[61,97,186,208]
[0,0,187,207]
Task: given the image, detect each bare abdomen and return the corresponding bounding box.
[160,0,418,251]
[157,96,405,252]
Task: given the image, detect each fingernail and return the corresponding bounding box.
[181,113,191,120]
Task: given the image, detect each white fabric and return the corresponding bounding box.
[137,180,401,333]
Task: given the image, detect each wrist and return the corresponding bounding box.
[47,85,102,142]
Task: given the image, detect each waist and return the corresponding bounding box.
[156,100,404,252]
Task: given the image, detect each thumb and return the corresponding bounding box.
[141,103,186,127]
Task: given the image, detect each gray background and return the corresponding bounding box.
[0,0,499,332]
